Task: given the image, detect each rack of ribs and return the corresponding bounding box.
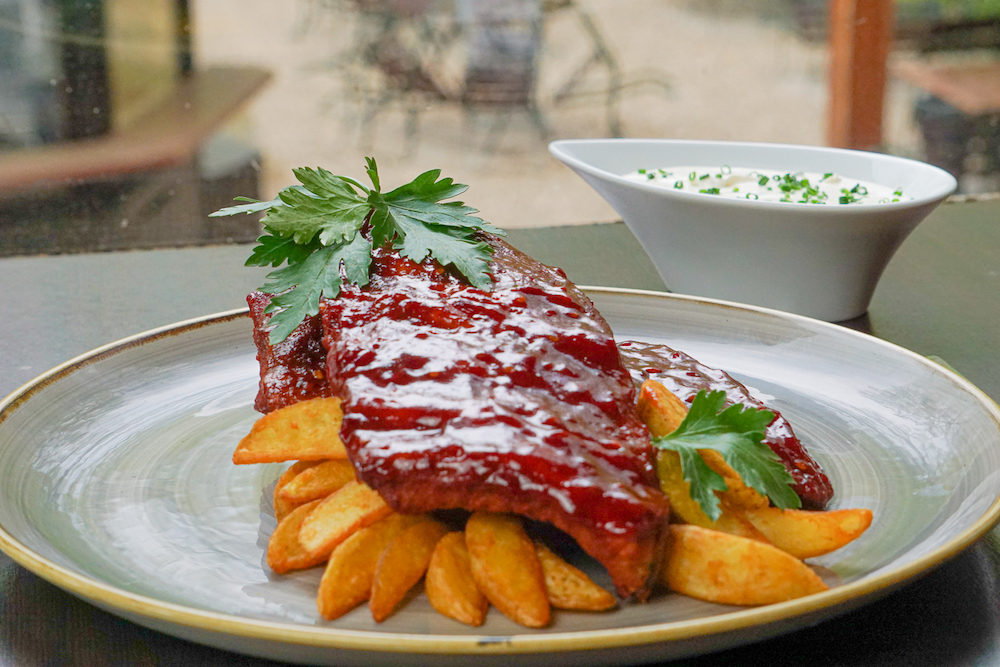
[250,237,670,599]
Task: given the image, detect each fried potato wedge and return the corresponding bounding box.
[534,541,616,611]
[655,449,716,527]
[317,513,422,620]
[273,461,321,522]
[655,450,769,542]
[233,397,347,464]
[266,498,326,574]
[370,518,450,622]
[711,505,771,542]
[637,379,690,436]
[279,459,356,504]
[703,448,769,512]
[661,525,827,605]
[298,480,392,560]
[426,532,489,627]
[742,506,873,559]
[466,512,550,628]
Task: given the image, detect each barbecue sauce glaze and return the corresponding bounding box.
[319,240,669,599]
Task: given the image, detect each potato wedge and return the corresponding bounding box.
[703,448,769,512]
[465,512,549,628]
[661,524,827,605]
[712,504,771,542]
[637,379,690,436]
[656,450,769,542]
[742,506,873,559]
[279,459,356,504]
[273,461,321,522]
[655,449,716,527]
[534,541,616,611]
[317,513,423,620]
[266,499,326,574]
[426,532,489,627]
[233,397,347,464]
[370,518,450,622]
[298,480,392,560]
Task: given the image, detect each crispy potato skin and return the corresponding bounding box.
[273,461,321,522]
[426,532,489,626]
[465,512,550,628]
[743,507,873,559]
[534,541,617,611]
[661,525,828,606]
[298,480,392,560]
[266,499,326,574]
[369,518,449,622]
[317,513,422,620]
[280,459,356,504]
[233,397,346,464]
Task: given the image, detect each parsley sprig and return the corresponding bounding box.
[211,159,503,344]
[653,390,801,521]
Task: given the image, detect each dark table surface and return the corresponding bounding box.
[1,201,999,666]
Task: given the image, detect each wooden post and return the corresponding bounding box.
[827,0,895,150]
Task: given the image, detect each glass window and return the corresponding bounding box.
[1,0,996,255]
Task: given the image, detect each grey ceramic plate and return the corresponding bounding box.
[1,289,999,666]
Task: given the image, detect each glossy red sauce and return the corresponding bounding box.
[319,240,668,599]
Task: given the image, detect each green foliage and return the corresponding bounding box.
[210,159,501,344]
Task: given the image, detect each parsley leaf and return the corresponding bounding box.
[211,159,501,344]
[392,218,494,290]
[260,234,373,343]
[652,390,801,521]
[382,169,503,235]
[245,231,319,268]
[264,171,370,246]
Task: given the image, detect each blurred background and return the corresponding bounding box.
[1,0,998,255]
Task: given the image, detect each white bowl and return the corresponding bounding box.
[549,139,957,321]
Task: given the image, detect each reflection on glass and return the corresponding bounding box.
[0,0,997,257]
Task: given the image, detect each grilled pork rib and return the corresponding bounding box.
[247,292,334,414]
[618,341,833,509]
[316,239,669,599]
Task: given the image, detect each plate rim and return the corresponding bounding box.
[2,287,999,656]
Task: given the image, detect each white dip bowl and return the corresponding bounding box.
[549,139,957,321]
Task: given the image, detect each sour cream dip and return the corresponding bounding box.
[623,166,910,205]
